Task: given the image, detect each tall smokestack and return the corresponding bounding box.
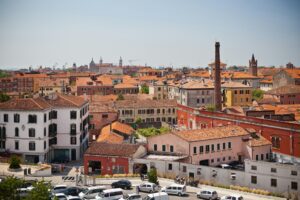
[214,42,222,112]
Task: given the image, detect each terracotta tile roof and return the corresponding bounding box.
[97,128,124,144]
[232,72,259,79]
[266,85,300,95]
[171,125,249,142]
[181,80,214,89]
[14,73,48,78]
[111,121,134,135]
[188,71,210,78]
[85,142,141,157]
[222,81,251,88]
[260,104,300,121]
[138,68,161,73]
[115,99,177,109]
[139,76,159,81]
[258,68,281,76]
[45,93,88,108]
[89,102,116,112]
[257,94,280,104]
[285,69,300,79]
[0,97,51,110]
[247,135,272,147]
[37,78,69,87]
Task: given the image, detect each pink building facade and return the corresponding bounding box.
[148,125,272,166]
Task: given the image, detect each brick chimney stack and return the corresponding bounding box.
[214,42,222,112]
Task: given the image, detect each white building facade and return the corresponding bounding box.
[0,93,89,163]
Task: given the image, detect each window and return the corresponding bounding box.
[168,164,172,170]
[4,114,8,122]
[70,137,77,145]
[44,141,46,149]
[271,179,277,187]
[271,136,280,149]
[251,176,257,184]
[193,147,197,154]
[44,113,47,122]
[170,145,174,152]
[228,156,231,160]
[223,142,226,150]
[205,145,210,153]
[28,115,37,123]
[211,144,214,152]
[251,165,257,170]
[182,166,187,172]
[261,154,264,160]
[49,110,57,119]
[29,142,35,151]
[15,141,19,150]
[70,111,77,119]
[271,168,277,173]
[211,159,214,163]
[223,157,226,161]
[291,171,297,176]
[256,155,259,161]
[28,128,35,137]
[70,124,76,135]
[44,128,46,136]
[162,145,166,152]
[15,127,19,137]
[199,146,204,154]
[228,142,231,149]
[217,143,220,151]
[266,153,269,160]
[291,182,298,190]
[14,114,20,123]
[154,144,157,151]
[102,114,108,118]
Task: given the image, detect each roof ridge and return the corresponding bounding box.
[30,98,44,110]
[57,93,80,107]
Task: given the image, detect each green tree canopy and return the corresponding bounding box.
[0,176,24,200]
[0,93,10,102]
[147,167,158,184]
[140,84,149,94]
[252,89,264,101]
[26,180,51,200]
[9,155,21,169]
[137,127,170,137]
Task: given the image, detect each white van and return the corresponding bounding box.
[160,184,186,196]
[142,192,169,200]
[138,182,158,193]
[78,186,106,199]
[95,188,123,200]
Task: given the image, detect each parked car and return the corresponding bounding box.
[138,182,158,193]
[143,192,169,200]
[67,196,81,200]
[111,180,132,189]
[52,193,68,200]
[221,195,243,200]
[196,190,218,199]
[95,188,123,200]
[55,187,83,196]
[120,193,142,200]
[78,186,106,200]
[52,185,68,192]
[160,184,186,196]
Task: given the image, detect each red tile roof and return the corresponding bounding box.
[85,142,141,157]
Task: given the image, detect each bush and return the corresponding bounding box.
[148,167,158,184]
[9,155,21,169]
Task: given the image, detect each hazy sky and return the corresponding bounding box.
[0,0,299,69]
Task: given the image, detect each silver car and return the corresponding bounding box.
[138,182,158,193]
[196,190,218,199]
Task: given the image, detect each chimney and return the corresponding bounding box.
[214,42,222,112]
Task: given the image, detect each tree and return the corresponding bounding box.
[0,176,24,200]
[9,155,21,169]
[252,89,264,101]
[0,93,10,102]
[26,180,51,200]
[140,84,149,94]
[117,93,124,100]
[147,167,158,184]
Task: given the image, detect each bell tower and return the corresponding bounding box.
[249,54,258,76]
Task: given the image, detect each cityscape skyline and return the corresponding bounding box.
[0,0,300,69]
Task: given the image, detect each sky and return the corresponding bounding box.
[0,0,300,69]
